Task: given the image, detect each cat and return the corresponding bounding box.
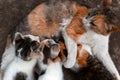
[62,0,120,79]
[3,32,42,80]
[38,39,64,80]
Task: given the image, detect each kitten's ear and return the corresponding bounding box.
[14,32,24,41]
[13,32,24,45]
[100,0,112,8]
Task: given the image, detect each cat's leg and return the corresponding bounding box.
[62,30,77,68]
[94,46,120,80]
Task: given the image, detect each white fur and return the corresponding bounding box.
[38,62,63,80]
[2,33,40,80]
[13,32,40,44]
[61,18,77,68]
[50,49,60,59]
[1,33,40,70]
[1,44,15,71]
[82,17,92,29]
[38,61,47,72]
[77,30,120,80]
[81,44,93,55]
[24,34,40,42]
[3,57,37,80]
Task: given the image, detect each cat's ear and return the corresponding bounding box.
[14,32,24,41]
[13,32,24,47]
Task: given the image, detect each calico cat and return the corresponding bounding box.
[63,0,120,79]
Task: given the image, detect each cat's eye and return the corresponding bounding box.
[90,22,96,26]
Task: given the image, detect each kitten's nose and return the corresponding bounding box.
[52,44,60,51]
[51,44,60,59]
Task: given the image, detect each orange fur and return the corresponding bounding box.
[28,3,60,38]
[58,41,67,62]
[27,2,77,38]
[53,57,61,63]
[58,41,89,67]
[91,14,120,35]
[66,6,89,42]
[91,15,108,35]
[76,45,89,67]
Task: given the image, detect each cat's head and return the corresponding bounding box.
[40,39,60,64]
[14,32,40,61]
[82,0,120,35]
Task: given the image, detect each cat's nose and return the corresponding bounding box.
[52,44,60,51]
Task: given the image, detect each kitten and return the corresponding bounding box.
[38,39,64,80]
[3,32,42,80]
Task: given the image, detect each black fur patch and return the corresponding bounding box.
[14,72,27,80]
[43,45,51,64]
[15,36,39,61]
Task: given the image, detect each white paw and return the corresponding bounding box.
[63,59,75,68]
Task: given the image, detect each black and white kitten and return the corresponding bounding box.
[3,32,42,80]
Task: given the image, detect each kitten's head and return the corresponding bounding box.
[82,0,120,35]
[40,39,60,64]
[14,32,40,61]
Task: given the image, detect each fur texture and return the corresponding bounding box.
[64,0,120,79]
[16,1,90,69]
[3,32,42,80]
[38,39,63,80]
[16,0,77,39]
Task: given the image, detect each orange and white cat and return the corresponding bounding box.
[62,0,120,79]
